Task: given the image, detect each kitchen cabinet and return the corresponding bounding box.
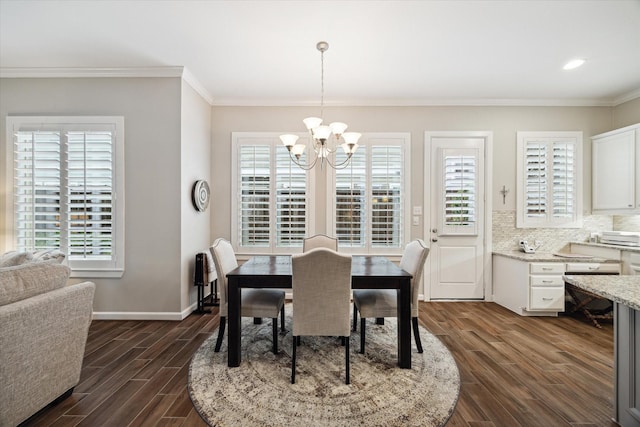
[493,256,565,316]
[492,252,621,317]
[592,123,640,213]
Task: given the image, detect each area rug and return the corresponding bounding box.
[188,305,459,426]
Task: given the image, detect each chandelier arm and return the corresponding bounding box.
[325,153,354,170]
[288,149,319,171]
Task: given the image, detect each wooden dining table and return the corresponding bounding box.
[226,255,413,368]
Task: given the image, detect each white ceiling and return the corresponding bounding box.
[1,0,639,106]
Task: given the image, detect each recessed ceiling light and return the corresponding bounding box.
[563,59,586,70]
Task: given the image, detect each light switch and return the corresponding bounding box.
[412,206,422,215]
[412,216,420,226]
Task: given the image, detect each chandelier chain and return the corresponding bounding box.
[320,48,324,120]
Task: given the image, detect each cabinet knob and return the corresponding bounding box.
[432,238,438,242]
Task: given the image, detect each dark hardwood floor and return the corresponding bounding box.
[22,301,615,426]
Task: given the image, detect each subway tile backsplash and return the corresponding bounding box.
[492,210,613,252]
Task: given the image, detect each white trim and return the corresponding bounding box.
[423,131,493,302]
[92,303,197,321]
[1,67,636,107]
[207,97,620,108]
[0,66,185,78]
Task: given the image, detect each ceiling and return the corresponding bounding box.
[1,0,639,107]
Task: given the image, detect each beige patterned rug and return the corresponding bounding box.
[188,305,459,426]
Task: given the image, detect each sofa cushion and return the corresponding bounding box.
[0,251,34,268]
[0,263,71,306]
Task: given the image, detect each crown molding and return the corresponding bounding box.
[613,88,640,106]
[209,97,617,107]
[0,66,214,105]
[1,67,636,107]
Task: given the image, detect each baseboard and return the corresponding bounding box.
[92,301,199,321]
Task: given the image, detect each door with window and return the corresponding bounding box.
[426,133,488,299]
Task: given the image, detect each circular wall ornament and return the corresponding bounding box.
[192,180,210,212]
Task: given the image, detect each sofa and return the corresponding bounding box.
[0,258,95,426]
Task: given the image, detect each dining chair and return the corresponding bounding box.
[352,239,429,355]
[209,238,286,354]
[302,234,338,252]
[291,248,352,384]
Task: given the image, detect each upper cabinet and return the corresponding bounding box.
[592,123,640,214]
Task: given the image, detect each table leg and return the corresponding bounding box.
[228,277,241,367]
[397,277,411,369]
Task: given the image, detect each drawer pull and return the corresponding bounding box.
[542,268,552,271]
[588,266,600,270]
[542,280,553,283]
[542,297,554,301]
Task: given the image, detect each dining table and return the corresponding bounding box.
[226,255,413,368]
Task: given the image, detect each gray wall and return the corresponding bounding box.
[613,97,640,129]
[211,105,616,246]
[0,76,211,317]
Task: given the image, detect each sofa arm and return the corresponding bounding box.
[0,281,95,427]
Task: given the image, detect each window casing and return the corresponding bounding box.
[5,116,125,277]
[328,133,411,254]
[516,131,582,228]
[232,133,313,254]
[232,132,409,255]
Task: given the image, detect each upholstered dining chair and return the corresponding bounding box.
[291,248,352,384]
[210,238,286,355]
[352,239,429,355]
[302,234,338,252]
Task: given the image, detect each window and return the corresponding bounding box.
[6,116,125,277]
[440,148,478,235]
[516,131,582,228]
[329,133,410,253]
[232,133,312,253]
[232,132,409,255]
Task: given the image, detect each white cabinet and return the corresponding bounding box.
[592,123,640,213]
[493,257,565,316]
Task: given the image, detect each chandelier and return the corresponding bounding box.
[280,41,361,170]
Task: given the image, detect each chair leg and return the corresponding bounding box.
[345,335,350,385]
[272,317,278,354]
[291,335,297,384]
[412,317,423,353]
[214,316,226,352]
[360,318,366,354]
[253,317,262,324]
[280,305,286,332]
[352,304,358,331]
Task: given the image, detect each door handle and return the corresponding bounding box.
[432,238,438,242]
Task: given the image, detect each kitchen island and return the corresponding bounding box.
[563,275,640,427]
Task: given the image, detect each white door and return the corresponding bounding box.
[426,133,488,300]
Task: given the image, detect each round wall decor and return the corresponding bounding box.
[192,180,210,212]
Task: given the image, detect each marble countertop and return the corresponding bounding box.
[570,241,640,254]
[563,275,640,311]
[492,251,619,263]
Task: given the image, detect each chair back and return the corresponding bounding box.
[303,234,338,252]
[399,239,429,316]
[292,248,352,337]
[209,238,238,317]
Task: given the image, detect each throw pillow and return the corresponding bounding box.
[33,249,66,264]
[0,251,34,268]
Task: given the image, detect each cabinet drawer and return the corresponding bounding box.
[529,287,565,311]
[530,263,565,274]
[530,275,564,287]
[565,262,620,274]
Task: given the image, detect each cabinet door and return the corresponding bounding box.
[592,129,635,212]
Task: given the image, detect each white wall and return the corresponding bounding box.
[211,105,614,243]
[0,77,188,317]
[180,80,212,313]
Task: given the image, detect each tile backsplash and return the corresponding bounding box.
[613,215,640,232]
[492,210,613,252]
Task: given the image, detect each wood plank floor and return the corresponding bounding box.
[21,301,615,427]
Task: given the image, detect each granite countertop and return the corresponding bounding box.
[570,241,640,254]
[563,275,640,311]
[492,251,618,263]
